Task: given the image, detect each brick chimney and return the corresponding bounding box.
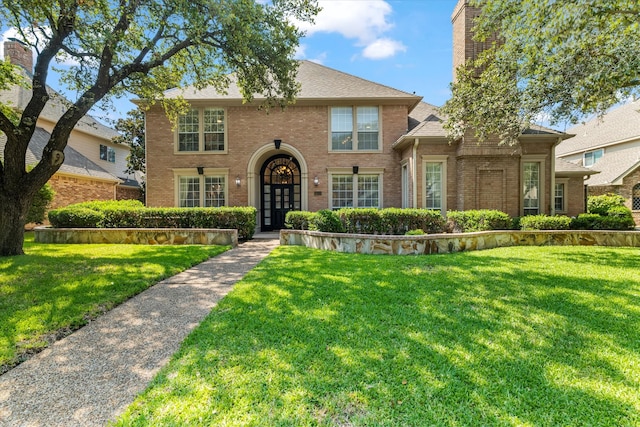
[451,0,495,82]
[4,38,33,74]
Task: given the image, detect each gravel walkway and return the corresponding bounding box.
[0,238,279,427]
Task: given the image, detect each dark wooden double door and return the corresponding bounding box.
[260,155,301,231]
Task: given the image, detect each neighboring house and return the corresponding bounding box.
[143,0,590,231]
[556,99,640,224]
[0,39,142,208]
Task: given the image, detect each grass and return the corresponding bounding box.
[114,245,640,426]
[0,233,228,372]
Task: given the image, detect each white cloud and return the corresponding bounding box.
[362,38,406,60]
[295,0,405,60]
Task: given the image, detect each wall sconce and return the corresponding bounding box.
[235,176,241,187]
[313,176,319,186]
[352,165,359,174]
[274,139,282,150]
[197,166,204,175]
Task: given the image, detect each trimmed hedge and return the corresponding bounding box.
[520,215,572,231]
[310,210,345,233]
[48,201,257,239]
[446,210,512,233]
[284,211,315,230]
[380,208,445,234]
[587,193,626,216]
[571,212,635,230]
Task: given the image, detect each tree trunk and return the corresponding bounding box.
[0,190,32,256]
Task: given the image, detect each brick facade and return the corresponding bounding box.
[48,174,117,209]
[588,167,640,224]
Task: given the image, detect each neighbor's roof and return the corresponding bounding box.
[556,99,640,156]
[405,102,448,138]
[583,146,640,186]
[163,60,422,108]
[554,157,599,176]
[0,127,119,182]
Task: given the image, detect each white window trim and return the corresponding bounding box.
[583,148,604,168]
[173,168,229,207]
[328,106,383,153]
[401,160,410,209]
[521,155,546,216]
[174,107,228,154]
[421,155,448,214]
[555,178,569,214]
[327,167,384,209]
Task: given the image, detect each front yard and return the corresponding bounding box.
[115,245,640,426]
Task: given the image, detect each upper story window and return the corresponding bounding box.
[330,106,380,151]
[99,144,115,163]
[177,108,226,153]
[583,149,603,167]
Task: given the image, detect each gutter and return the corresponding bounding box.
[413,138,419,208]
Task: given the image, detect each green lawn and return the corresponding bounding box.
[115,245,640,426]
[0,233,228,372]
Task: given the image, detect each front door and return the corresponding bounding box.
[260,155,301,231]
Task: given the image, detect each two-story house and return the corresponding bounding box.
[143,0,590,231]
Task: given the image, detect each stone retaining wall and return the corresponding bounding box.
[280,229,640,255]
[35,227,238,247]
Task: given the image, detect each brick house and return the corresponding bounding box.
[556,99,640,224]
[144,0,591,231]
[0,39,142,208]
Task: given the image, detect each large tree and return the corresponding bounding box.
[0,0,318,256]
[113,108,145,176]
[442,0,640,145]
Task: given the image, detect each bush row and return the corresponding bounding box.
[285,203,636,234]
[48,201,257,240]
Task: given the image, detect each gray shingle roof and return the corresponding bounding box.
[406,102,448,138]
[164,60,423,107]
[582,146,640,186]
[555,157,598,176]
[0,127,119,182]
[556,100,640,156]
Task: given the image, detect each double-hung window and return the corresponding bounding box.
[99,144,116,163]
[177,108,226,153]
[523,162,540,215]
[554,180,568,213]
[330,170,382,209]
[422,156,448,214]
[330,106,380,151]
[583,149,603,167]
[176,169,227,207]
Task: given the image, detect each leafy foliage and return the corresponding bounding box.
[587,193,626,216]
[309,209,345,233]
[284,211,315,230]
[519,214,572,231]
[443,0,640,144]
[26,182,54,224]
[112,108,146,175]
[446,209,512,233]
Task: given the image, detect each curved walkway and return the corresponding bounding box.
[0,237,279,427]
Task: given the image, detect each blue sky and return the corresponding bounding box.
[2,0,460,122]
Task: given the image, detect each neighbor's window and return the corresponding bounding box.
[178,175,226,207]
[330,106,379,151]
[583,149,603,167]
[331,174,381,209]
[554,182,565,212]
[523,162,540,215]
[633,183,640,210]
[177,108,226,152]
[99,145,115,163]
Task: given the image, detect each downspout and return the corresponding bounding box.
[550,137,561,215]
[413,138,419,208]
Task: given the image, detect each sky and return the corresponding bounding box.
[1,0,460,123]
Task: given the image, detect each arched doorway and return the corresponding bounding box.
[260,154,301,231]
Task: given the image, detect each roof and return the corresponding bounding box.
[406,102,448,138]
[0,127,119,182]
[555,157,599,176]
[582,146,640,186]
[556,99,640,156]
[163,60,422,108]
[0,69,120,141]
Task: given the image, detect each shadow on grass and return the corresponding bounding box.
[117,245,640,426]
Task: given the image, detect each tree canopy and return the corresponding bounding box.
[442,0,640,144]
[0,0,319,256]
[113,108,145,175]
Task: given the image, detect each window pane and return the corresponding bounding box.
[179,176,200,207]
[523,162,540,214]
[358,175,380,208]
[107,147,115,163]
[425,162,443,210]
[99,144,107,160]
[203,108,225,151]
[331,107,353,150]
[204,176,225,207]
[357,107,379,150]
[332,175,353,209]
[178,109,199,151]
[554,183,564,212]
[584,149,603,167]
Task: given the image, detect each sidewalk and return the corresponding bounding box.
[0,237,279,427]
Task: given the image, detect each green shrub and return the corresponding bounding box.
[446,210,512,233]
[285,211,316,230]
[49,207,104,228]
[519,215,572,231]
[571,212,635,230]
[405,229,425,236]
[587,193,625,215]
[27,183,55,224]
[337,208,384,234]
[381,208,445,234]
[310,210,344,233]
